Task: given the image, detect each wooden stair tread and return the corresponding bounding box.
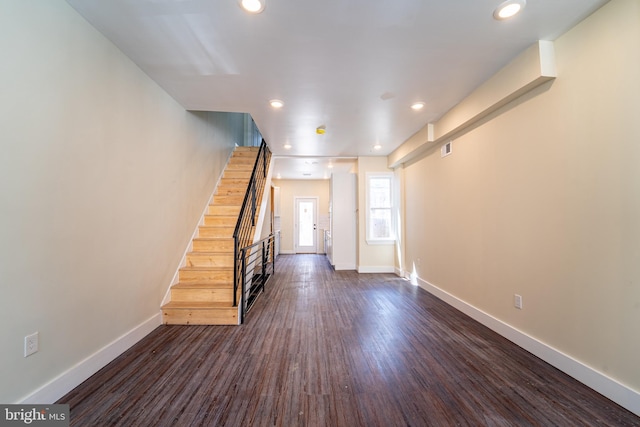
[181,265,232,270]
[193,237,233,241]
[210,198,244,201]
[234,146,260,151]
[220,178,249,183]
[187,252,233,259]
[229,158,257,163]
[207,205,241,211]
[217,186,248,190]
[172,282,233,289]
[162,301,234,309]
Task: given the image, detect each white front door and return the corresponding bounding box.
[295,197,318,254]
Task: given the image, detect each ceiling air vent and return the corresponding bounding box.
[441,141,452,158]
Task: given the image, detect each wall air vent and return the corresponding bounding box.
[441,141,452,157]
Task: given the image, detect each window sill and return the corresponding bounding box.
[366,239,395,246]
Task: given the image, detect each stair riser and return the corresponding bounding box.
[170,288,233,303]
[223,171,252,179]
[213,195,244,205]
[230,157,257,164]
[162,308,239,325]
[216,188,246,196]
[179,270,233,282]
[234,147,260,153]
[208,205,241,216]
[187,254,234,268]
[193,240,234,252]
[198,227,234,238]
[232,150,259,156]
[226,163,254,171]
[220,179,249,187]
[203,216,237,226]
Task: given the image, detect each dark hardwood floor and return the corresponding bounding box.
[59,254,640,426]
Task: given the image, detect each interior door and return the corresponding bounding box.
[295,197,317,254]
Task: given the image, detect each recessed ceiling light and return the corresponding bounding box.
[240,0,265,13]
[493,0,525,20]
[283,143,291,150]
[269,99,284,108]
[373,144,382,151]
[411,102,425,110]
[328,163,334,169]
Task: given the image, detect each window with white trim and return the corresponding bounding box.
[366,173,394,244]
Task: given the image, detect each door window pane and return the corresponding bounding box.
[298,201,314,246]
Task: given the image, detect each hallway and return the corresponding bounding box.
[59,255,640,426]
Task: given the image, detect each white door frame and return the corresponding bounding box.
[294,197,318,254]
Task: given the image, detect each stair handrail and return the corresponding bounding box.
[233,140,272,315]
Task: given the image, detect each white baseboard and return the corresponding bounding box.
[413,275,640,417]
[394,267,405,277]
[334,263,356,271]
[279,250,295,255]
[19,313,162,404]
[357,266,395,273]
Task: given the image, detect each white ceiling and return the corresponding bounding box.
[67,0,607,179]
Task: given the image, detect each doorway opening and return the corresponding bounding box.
[294,197,318,254]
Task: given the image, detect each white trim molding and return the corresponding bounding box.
[411,274,640,417]
[358,266,395,274]
[334,263,357,271]
[19,313,162,404]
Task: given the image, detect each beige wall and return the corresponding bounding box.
[271,180,330,254]
[0,1,237,402]
[402,0,640,393]
[357,157,395,272]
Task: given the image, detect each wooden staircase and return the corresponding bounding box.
[161,146,260,325]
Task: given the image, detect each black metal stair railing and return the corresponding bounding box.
[237,234,275,323]
[233,139,274,323]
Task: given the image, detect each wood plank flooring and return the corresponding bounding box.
[59,254,640,426]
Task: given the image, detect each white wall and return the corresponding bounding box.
[330,172,357,270]
[401,0,640,410]
[0,1,238,403]
[271,180,330,254]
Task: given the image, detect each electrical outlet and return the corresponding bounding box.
[514,294,523,310]
[24,332,39,357]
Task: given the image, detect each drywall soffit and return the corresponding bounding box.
[388,40,556,168]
